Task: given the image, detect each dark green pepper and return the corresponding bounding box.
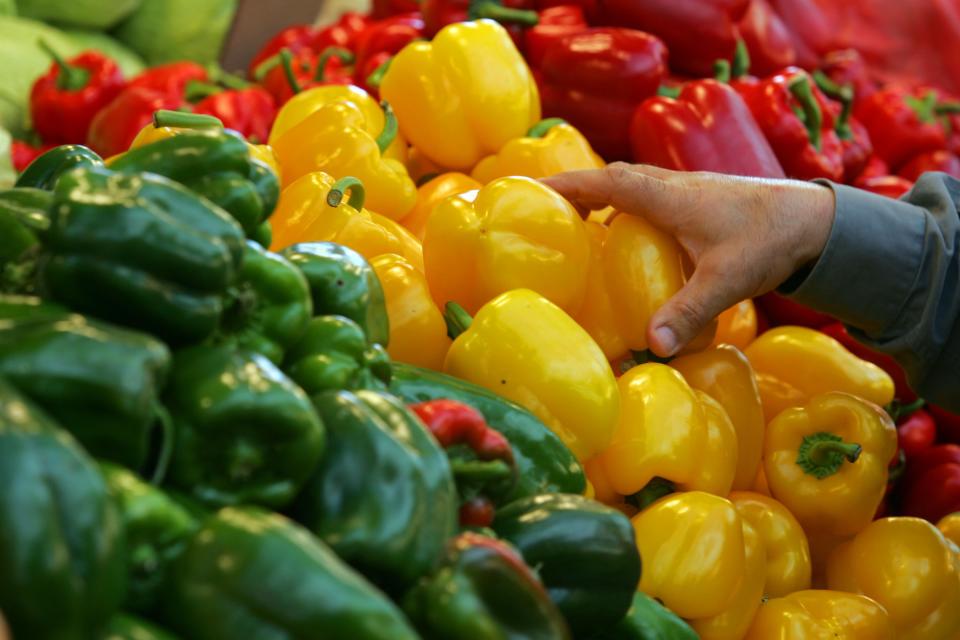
[0,188,52,294]
[493,493,640,634]
[585,592,698,640]
[99,463,199,616]
[283,315,391,395]
[164,344,325,509]
[0,378,126,639]
[290,389,457,590]
[281,242,389,345]
[252,219,272,248]
[14,143,103,189]
[389,362,586,500]
[403,532,571,640]
[0,296,172,472]
[97,614,179,640]
[164,507,420,640]
[217,240,312,364]
[40,166,245,344]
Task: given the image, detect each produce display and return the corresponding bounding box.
[2,0,960,638]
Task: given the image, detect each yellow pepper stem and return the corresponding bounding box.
[526,118,567,138]
[625,477,676,512]
[314,46,355,82]
[444,302,474,340]
[376,101,399,154]
[796,432,862,479]
[153,109,223,130]
[326,176,366,211]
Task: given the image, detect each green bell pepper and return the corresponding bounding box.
[0,377,126,639]
[290,389,457,590]
[164,507,420,640]
[283,315,391,395]
[14,143,103,189]
[99,463,199,616]
[0,296,172,473]
[281,242,389,346]
[40,166,245,344]
[252,219,272,248]
[492,493,640,634]
[403,532,571,639]
[164,344,325,509]
[98,614,180,640]
[217,240,312,364]
[585,592,698,640]
[0,188,51,294]
[389,362,586,500]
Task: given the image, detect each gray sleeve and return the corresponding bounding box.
[782,173,960,410]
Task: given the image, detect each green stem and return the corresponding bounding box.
[184,80,223,102]
[366,57,393,90]
[625,477,676,512]
[147,404,174,485]
[714,59,731,84]
[657,84,681,99]
[375,101,399,154]
[314,46,355,82]
[906,90,938,124]
[935,102,960,115]
[886,397,925,422]
[38,39,90,91]
[280,48,303,95]
[153,109,223,130]
[444,302,474,340]
[527,118,566,138]
[732,39,751,79]
[796,432,862,479]
[789,75,823,151]
[206,63,250,90]
[252,54,281,81]
[630,349,673,365]
[470,0,539,25]
[450,459,513,483]
[326,176,366,210]
[812,70,854,139]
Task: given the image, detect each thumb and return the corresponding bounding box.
[647,267,737,357]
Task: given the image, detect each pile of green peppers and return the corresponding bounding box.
[0,133,696,640]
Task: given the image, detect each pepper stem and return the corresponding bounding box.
[206,63,250,90]
[625,477,676,512]
[470,0,539,25]
[184,80,224,102]
[631,349,673,365]
[935,102,960,115]
[527,118,566,138]
[314,46,355,82]
[280,48,303,95]
[731,39,751,78]
[796,432,862,479]
[812,70,854,140]
[886,397,925,422]
[366,57,393,90]
[657,84,681,99]
[153,109,223,130]
[38,39,90,91]
[905,90,939,124]
[714,59,732,84]
[788,75,823,151]
[375,101,399,153]
[444,302,474,340]
[326,176,366,211]
[450,459,513,483]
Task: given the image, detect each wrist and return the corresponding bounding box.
[794,181,837,268]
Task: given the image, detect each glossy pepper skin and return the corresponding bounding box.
[30,45,125,145]
[573,221,629,361]
[444,289,619,461]
[14,143,103,189]
[585,591,698,640]
[0,190,46,280]
[537,28,667,161]
[897,406,936,457]
[381,20,541,170]
[86,86,184,158]
[855,87,951,170]
[352,13,425,94]
[493,493,640,633]
[827,517,960,639]
[192,85,277,145]
[389,361,586,499]
[937,512,960,546]
[0,378,126,639]
[247,13,370,78]
[745,590,894,640]
[164,345,325,510]
[764,392,897,538]
[424,176,590,315]
[166,507,420,640]
[630,79,786,178]
[523,5,588,68]
[420,0,537,46]
[902,455,960,523]
[0,297,171,472]
[403,532,571,639]
[98,463,198,616]
[10,140,55,173]
[98,614,179,640]
[819,322,914,402]
[712,299,757,350]
[746,326,896,407]
[291,390,457,589]
[400,173,481,241]
[899,149,960,181]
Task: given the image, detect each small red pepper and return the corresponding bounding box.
[411,399,518,528]
[930,405,960,445]
[85,86,184,157]
[812,71,873,183]
[857,154,890,180]
[755,292,833,328]
[257,47,355,105]
[854,174,914,199]
[29,41,125,145]
[630,79,785,177]
[896,404,936,458]
[766,0,838,69]
[524,5,588,68]
[539,27,667,161]
[819,322,916,403]
[352,13,424,95]
[902,462,960,523]
[127,61,209,97]
[903,444,960,486]
[818,49,877,107]
[421,0,537,47]
[190,84,277,144]
[246,12,370,79]
[737,0,796,76]
[854,87,951,170]
[898,149,960,182]
[10,140,55,173]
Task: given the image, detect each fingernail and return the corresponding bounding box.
[653,326,678,356]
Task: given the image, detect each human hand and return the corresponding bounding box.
[542,163,836,357]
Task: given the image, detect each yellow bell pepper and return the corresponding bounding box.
[269,172,424,271]
[573,221,629,361]
[671,345,765,490]
[827,517,960,640]
[938,512,960,547]
[630,492,764,624]
[745,590,895,640]
[470,118,603,183]
[711,299,757,350]
[752,465,771,496]
[370,253,450,370]
[755,371,808,424]
[596,363,737,498]
[399,172,481,240]
[584,456,620,505]
[729,491,812,597]
[443,288,618,461]
[745,326,895,407]
[380,20,541,170]
[405,145,446,185]
[423,176,590,315]
[764,392,897,538]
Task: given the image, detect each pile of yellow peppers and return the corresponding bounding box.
[146,17,960,639]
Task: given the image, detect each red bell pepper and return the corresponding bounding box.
[857,154,890,180]
[930,405,960,445]
[10,140,55,173]
[756,292,832,328]
[411,399,518,528]
[258,47,355,105]
[371,0,420,18]
[811,71,873,183]
[854,174,914,199]
[854,87,951,170]
[29,42,125,144]
[524,5,588,68]
[819,322,915,403]
[86,86,184,157]
[352,13,424,95]
[896,405,936,458]
[630,79,785,177]
[246,12,370,79]
[127,61,209,97]
[247,24,317,78]
[898,149,960,181]
[738,0,796,76]
[421,0,537,46]
[189,84,277,144]
[818,49,877,107]
[766,0,837,69]
[902,462,960,523]
[598,0,749,77]
[538,27,667,161]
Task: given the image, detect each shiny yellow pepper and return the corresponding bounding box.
[370,253,450,371]
[827,517,960,640]
[423,176,590,315]
[745,326,895,407]
[268,172,424,271]
[764,392,897,539]
[745,590,894,640]
[443,288,618,461]
[596,363,738,498]
[938,512,960,547]
[755,371,808,424]
[399,172,481,241]
[573,221,629,361]
[712,299,758,351]
[380,20,541,170]
[470,118,603,183]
